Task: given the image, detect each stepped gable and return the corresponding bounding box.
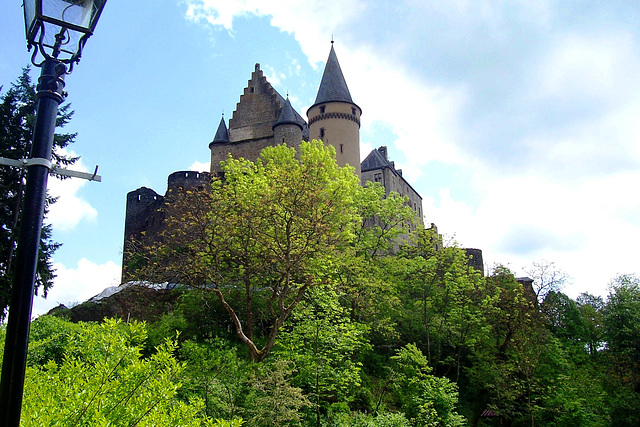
[311,43,354,107]
[210,116,230,145]
[228,63,284,142]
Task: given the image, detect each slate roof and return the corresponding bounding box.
[361,147,390,172]
[273,97,303,130]
[361,147,423,200]
[274,91,310,140]
[312,44,354,106]
[211,116,229,144]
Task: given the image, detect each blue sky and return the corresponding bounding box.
[1,0,639,316]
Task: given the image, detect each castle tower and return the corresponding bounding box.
[211,115,230,145]
[307,43,362,176]
[273,97,304,149]
[209,63,308,174]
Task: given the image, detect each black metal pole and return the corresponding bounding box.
[0,58,66,427]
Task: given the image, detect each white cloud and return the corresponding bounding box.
[262,65,286,87]
[183,0,365,65]
[190,160,210,172]
[32,258,121,318]
[180,0,640,299]
[47,151,98,231]
[537,32,639,103]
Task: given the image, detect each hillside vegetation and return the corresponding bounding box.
[5,142,639,426]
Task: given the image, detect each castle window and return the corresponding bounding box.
[250,87,254,93]
[320,106,325,114]
[320,128,325,138]
[374,172,382,183]
[340,144,344,153]
[351,107,356,115]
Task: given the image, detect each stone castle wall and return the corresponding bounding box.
[122,171,212,282]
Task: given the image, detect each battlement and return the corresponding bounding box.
[168,171,211,192]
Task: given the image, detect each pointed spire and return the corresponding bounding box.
[313,43,353,105]
[273,97,303,130]
[211,115,229,144]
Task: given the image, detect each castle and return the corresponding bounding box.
[122,44,480,281]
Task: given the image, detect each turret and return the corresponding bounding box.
[273,97,304,149]
[209,115,230,174]
[307,42,361,176]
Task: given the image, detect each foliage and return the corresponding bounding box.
[353,181,417,259]
[136,140,360,361]
[243,359,312,427]
[7,318,216,426]
[602,274,640,426]
[179,338,251,420]
[389,343,465,426]
[0,67,78,320]
[275,284,371,418]
[327,410,412,427]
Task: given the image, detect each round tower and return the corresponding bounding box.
[307,43,361,176]
[209,115,230,175]
[273,97,304,150]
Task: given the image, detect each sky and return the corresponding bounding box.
[1,0,639,317]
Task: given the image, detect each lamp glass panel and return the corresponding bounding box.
[23,1,37,41]
[23,0,106,60]
[42,0,97,31]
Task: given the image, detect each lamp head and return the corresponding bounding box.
[23,0,107,67]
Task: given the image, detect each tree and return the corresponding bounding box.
[0,67,77,320]
[243,360,311,427]
[575,292,604,357]
[274,284,371,422]
[179,338,251,420]
[602,274,640,425]
[353,181,416,259]
[395,236,485,381]
[523,260,568,303]
[389,343,465,426]
[0,317,218,426]
[137,141,360,362]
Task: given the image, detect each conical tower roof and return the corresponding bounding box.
[211,116,229,145]
[273,97,303,130]
[312,43,354,106]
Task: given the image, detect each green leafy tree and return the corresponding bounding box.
[243,359,312,427]
[0,67,77,319]
[137,141,360,362]
[541,291,589,353]
[179,338,251,420]
[275,285,371,422]
[353,181,416,259]
[602,274,640,425]
[396,238,486,381]
[0,317,216,426]
[389,343,465,427]
[575,292,604,357]
[332,182,417,347]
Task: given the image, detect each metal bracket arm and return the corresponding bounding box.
[0,156,101,182]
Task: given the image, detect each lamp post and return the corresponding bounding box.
[0,1,107,425]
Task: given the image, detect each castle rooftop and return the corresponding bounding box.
[311,43,355,107]
[210,116,230,145]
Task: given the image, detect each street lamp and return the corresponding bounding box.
[0,1,107,425]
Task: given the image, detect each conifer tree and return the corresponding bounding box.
[0,67,77,320]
